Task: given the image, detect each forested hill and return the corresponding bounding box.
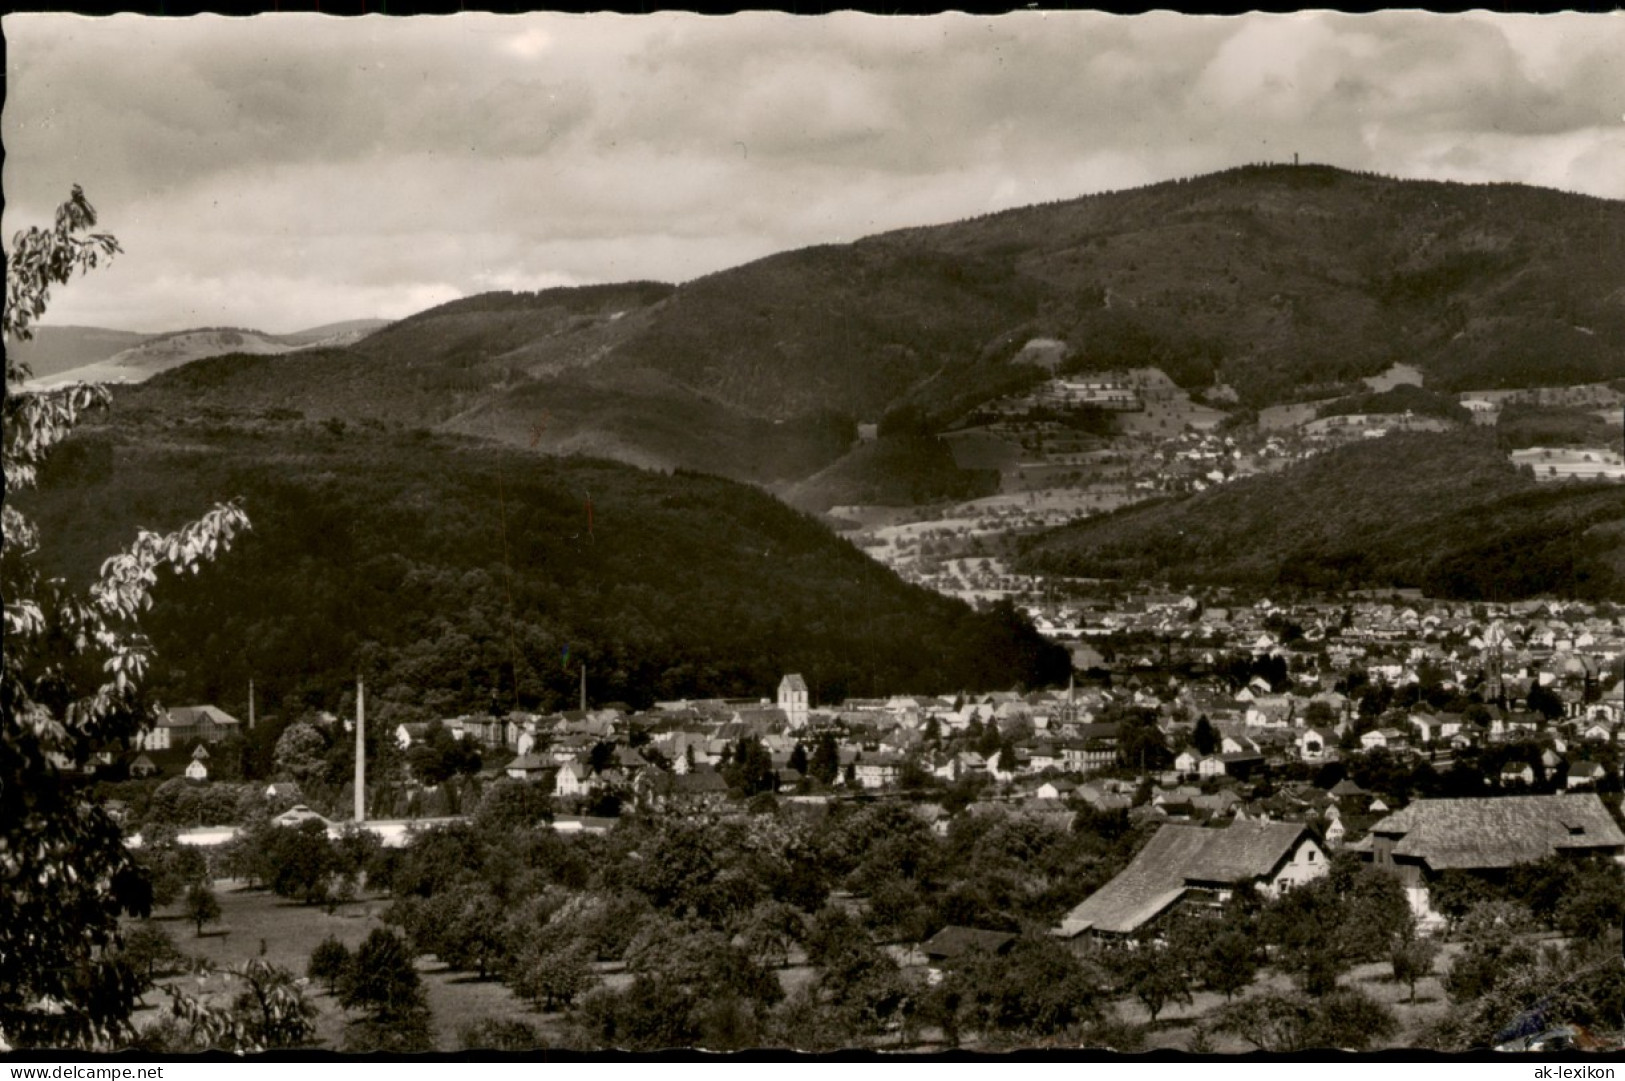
[1016,430,1625,601]
[19,415,1070,724]
[121,166,1625,510]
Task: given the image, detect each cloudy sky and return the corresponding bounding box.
[4,11,1623,333]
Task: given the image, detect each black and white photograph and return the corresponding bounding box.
[3,9,1624,1058]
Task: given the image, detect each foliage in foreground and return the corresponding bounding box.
[2,187,249,1050]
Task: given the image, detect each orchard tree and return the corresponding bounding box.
[2,187,249,1049]
[119,923,188,989]
[307,935,351,996]
[184,884,222,938]
[1390,936,1439,1003]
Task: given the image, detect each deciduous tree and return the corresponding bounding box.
[2,186,248,1050]
[184,884,221,938]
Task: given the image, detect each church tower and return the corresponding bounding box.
[778,673,809,730]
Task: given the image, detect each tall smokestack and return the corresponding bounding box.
[248,679,255,731]
[354,675,365,823]
[579,663,587,714]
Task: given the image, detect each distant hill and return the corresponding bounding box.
[6,325,151,379]
[18,320,389,389]
[104,166,1625,510]
[1016,429,1625,601]
[20,416,1071,717]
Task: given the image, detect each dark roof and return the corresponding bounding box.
[1369,794,1625,870]
[1057,821,1315,937]
[666,771,729,795]
[920,926,1017,960]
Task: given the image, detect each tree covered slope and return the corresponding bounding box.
[1016,430,1625,600]
[116,166,1625,510]
[21,416,1071,722]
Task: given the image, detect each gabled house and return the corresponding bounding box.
[1298,728,1336,762]
[553,761,597,798]
[1054,821,1328,942]
[129,754,160,779]
[1500,762,1535,787]
[1566,761,1608,789]
[1036,779,1077,801]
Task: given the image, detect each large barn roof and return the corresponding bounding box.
[1056,820,1313,938]
[1370,793,1625,871]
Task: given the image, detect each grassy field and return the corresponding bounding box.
[138,878,557,1051]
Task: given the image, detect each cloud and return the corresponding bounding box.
[4,11,1622,332]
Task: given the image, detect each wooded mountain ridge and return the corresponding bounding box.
[93,165,1625,510]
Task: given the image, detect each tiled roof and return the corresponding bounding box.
[162,705,241,728]
[1056,821,1311,937]
[1370,794,1625,870]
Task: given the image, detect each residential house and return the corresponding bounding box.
[554,761,597,798]
[854,754,904,790]
[1036,779,1077,801]
[1219,752,1267,779]
[1500,762,1536,787]
[1174,749,1202,776]
[1298,728,1336,762]
[136,704,242,751]
[648,769,730,811]
[1054,821,1329,942]
[184,757,208,782]
[1244,696,1294,728]
[1566,761,1608,789]
[504,753,552,783]
[1360,793,1625,923]
[129,754,159,779]
[1360,728,1409,752]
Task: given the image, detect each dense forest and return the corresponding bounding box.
[19,414,1070,726]
[1017,429,1625,600]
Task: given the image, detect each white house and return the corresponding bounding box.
[1361,728,1408,752]
[1298,728,1336,762]
[554,761,596,798]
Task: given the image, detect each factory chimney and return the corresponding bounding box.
[354,675,366,823]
